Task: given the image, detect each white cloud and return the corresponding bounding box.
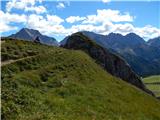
[47,15,64,25]
[111,23,134,34]
[0,11,27,24]
[64,23,160,40]
[0,10,26,33]
[63,9,159,40]
[56,2,65,9]
[68,24,106,34]
[25,5,46,14]
[0,22,18,33]
[66,16,86,23]
[83,9,133,24]
[27,14,66,36]
[6,0,46,14]
[102,0,111,3]
[65,20,160,40]
[6,0,36,12]
[134,25,160,40]
[99,23,160,40]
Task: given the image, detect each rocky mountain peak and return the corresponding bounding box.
[9,28,59,46]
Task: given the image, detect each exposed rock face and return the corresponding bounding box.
[34,36,41,43]
[62,32,154,95]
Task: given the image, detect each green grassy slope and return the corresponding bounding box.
[2,39,160,120]
[143,75,160,97]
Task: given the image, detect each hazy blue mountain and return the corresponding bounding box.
[148,37,160,48]
[60,36,69,46]
[61,31,160,77]
[9,28,59,46]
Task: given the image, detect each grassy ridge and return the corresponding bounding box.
[143,75,160,97]
[2,39,160,120]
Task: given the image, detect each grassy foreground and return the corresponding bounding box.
[143,75,160,97]
[1,39,160,120]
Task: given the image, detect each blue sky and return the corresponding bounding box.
[0,0,160,41]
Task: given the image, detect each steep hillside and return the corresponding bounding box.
[143,75,160,97]
[62,32,153,95]
[1,38,160,120]
[76,31,160,77]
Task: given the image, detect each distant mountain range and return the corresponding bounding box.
[9,28,59,46]
[61,31,160,77]
[148,37,160,49]
[8,28,160,77]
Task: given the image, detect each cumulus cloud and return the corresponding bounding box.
[0,11,27,23]
[27,14,66,36]
[0,22,18,33]
[46,15,64,25]
[0,10,65,35]
[61,9,156,40]
[99,23,160,40]
[83,9,134,24]
[66,16,86,23]
[0,10,26,33]
[68,24,106,34]
[134,25,160,39]
[7,0,36,11]
[74,23,160,40]
[65,17,160,40]
[111,23,134,34]
[56,2,65,9]
[6,0,46,14]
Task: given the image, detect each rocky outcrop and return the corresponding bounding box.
[34,36,41,43]
[62,32,154,96]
